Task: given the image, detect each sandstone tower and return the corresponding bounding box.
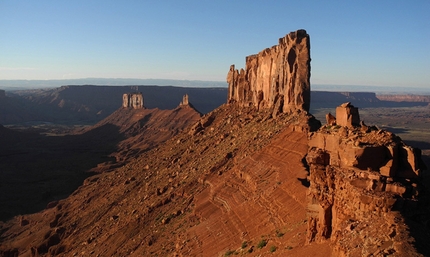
[123,93,144,109]
[179,94,189,106]
[227,29,311,114]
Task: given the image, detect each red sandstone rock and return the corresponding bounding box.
[306,103,427,256]
[325,113,336,125]
[123,92,144,109]
[335,102,360,127]
[227,29,311,113]
[179,94,189,106]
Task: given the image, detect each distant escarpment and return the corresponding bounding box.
[3,85,226,124]
[227,29,311,114]
[376,94,430,103]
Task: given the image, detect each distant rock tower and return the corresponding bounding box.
[179,94,189,106]
[227,29,311,114]
[123,93,144,109]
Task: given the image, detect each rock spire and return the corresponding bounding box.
[227,29,311,114]
[123,93,144,109]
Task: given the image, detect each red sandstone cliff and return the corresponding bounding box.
[227,29,311,114]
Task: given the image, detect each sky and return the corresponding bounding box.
[0,1,429,89]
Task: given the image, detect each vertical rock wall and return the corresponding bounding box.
[227,29,311,113]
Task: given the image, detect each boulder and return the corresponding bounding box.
[335,102,360,127]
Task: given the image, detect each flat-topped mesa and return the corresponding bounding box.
[227,29,311,114]
[123,92,144,109]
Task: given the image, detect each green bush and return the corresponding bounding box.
[241,241,248,249]
[224,250,236,256]
[257,239,267,249]
[275,229,284,237]
[269,246,277,253]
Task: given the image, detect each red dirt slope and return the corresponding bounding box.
[0,104,327,256]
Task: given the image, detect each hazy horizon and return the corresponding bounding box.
[1,1,429,89]
[1,78,429,95]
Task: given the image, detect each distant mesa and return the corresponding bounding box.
[227,29,311,114]
[123,92,144,109]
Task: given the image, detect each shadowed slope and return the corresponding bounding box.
[0,104,326,256]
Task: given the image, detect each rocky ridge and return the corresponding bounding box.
[306,103,427,256]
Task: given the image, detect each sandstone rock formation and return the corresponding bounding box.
[179,94,189,106]
[335,102,360,127]
[325,113,336,126]
[123,92,144,109]
[306,103,427,256]
[227,29,311,114]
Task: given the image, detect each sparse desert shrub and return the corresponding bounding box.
[241,241,248,249]
[286,245,293,250]
[257,239,267,249]
[275,229,284,237]
[247,246,254,253]
[224,250,236,256]
[269,246,277,253]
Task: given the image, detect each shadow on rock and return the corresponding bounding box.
[0,124,125,222]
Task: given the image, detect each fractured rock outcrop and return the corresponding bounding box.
[123,93,144,109]
[227,29,311,114]
[335,102,360,127]
[306,103,427,256]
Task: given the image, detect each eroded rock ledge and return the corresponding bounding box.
[306,103,427,256]
[227,29,311,114]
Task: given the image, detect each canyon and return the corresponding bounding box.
[0,30,429,257]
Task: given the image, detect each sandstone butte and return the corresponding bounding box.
[0,30,429,257]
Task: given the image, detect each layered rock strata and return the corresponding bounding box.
[306,103,426,256]
[227,29,311,114]
[123,92,144,109]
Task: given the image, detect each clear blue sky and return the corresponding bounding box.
[0,1,429,88]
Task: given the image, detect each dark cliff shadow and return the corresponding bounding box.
[298,157,310,188]
[297,177,310,188]
[398,140,430,255]
[0,123,125,222]
[399,176,430,255]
